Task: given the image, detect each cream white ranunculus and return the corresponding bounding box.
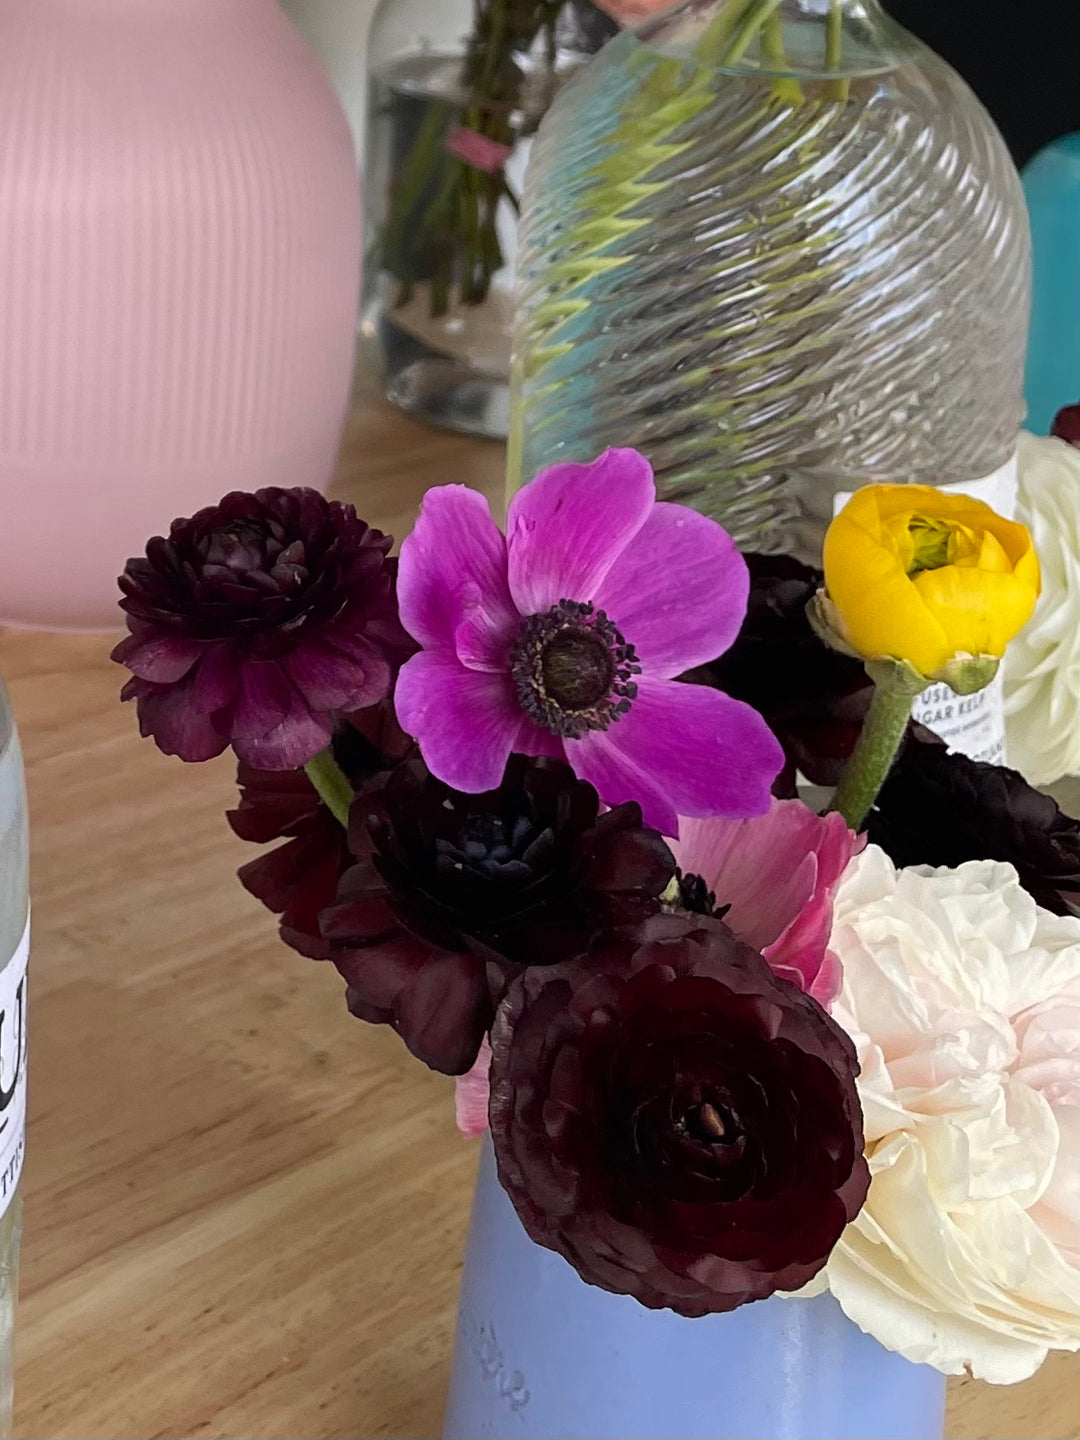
[1005,431,1080,785]
[821,846,1080,1383]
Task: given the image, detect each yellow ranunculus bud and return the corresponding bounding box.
[821,485,1041,680]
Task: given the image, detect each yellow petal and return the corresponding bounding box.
[823,508,952,674]
[912,564,1040,658]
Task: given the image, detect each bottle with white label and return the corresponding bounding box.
[0,686,28,1440]
[510,0,1030,764]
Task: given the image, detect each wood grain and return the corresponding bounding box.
[8,382,1079,1439]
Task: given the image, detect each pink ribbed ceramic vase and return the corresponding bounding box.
[0,0,362,630]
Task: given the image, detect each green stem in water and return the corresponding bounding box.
[828,684,914,832]
[720,0,786,67]
[825,0,850,102]
[760,12,804,105]
[304,750,354,829]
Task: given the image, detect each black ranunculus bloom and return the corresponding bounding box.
[228,700,413,959]
[489,913,869,1316]
[869,735,1080,917]
[319,755,676,1075]
[696,553,873,790]
[1051,401,1080,448]
[114,488,413,769]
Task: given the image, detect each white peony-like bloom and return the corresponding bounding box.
[819,846,1080,1383]
[1005,431,1080,785]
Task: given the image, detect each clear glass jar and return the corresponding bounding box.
[510,0,1030,559]
[0,686,28,1439]
[361,0,617,438]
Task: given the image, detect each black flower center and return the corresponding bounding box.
[200,521,310,597]
[510,599,641,740]
[433,812,539,888]
[682,1100,736,1147]
[675,871,717,917]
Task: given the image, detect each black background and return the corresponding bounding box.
[884,0,1080,167]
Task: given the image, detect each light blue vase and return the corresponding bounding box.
[1023,133,1080,434]
[444,1141,947,1440]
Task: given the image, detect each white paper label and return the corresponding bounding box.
[0,923,28,1220]
[833,454,1019,764]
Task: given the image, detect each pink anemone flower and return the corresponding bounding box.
[674,798,863,1007]
[394,449,783,836]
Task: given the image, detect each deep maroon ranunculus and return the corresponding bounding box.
[489,913,869,1316]
[114,488,412,769]
[228,701,414,959]
[320,754,676,1075]
[696,553,873,791]
[1051,401,1080,448]
[869,733,1080,918]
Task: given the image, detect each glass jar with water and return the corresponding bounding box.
[361,0,617,438]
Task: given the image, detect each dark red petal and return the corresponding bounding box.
[336,936,491,1075]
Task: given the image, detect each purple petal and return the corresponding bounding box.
[394,650,521,792]
[570,679,784,835]
[112,626,205,684]
[592,504,749,678]
[133,675,229,763]
[230,662,294,741]
[512,713,567,762]
[283,635,391,712]
[131,644,240,762]
[567,730,682,838]
[229,662,333,769]
[397,486,517,666]
[453,607,514,673]
[233,705,333,770]
[506,449,655,615]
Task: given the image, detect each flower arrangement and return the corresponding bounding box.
[376,0,617,320]
[115,451,1080,1387]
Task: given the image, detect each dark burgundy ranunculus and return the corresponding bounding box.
[490,913,869,1316]
[1051,401,1080,448]
[227,701,414,960]
[695,554,873,791]
[320,755,676,1076]
[869,734,1080,917]
[114,488,413,769]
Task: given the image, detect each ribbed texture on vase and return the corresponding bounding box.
[512,37,1029,560]
[0,0,361,628]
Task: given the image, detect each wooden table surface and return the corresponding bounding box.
[8,383,1080,1440]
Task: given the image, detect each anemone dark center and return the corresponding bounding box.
[510,599,641,740]
[541,629,613,710]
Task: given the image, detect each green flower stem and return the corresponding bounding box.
[304,749,354,829]
[719,0,786,67]
[760,13,804,104]
[828,683,914,831]
[697,0,804,105]
[694,0,758,66]
[825,0,850,102]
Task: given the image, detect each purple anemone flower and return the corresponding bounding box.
[394,450,783,835]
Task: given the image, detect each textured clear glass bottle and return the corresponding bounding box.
[361,0,616,438]
[0,686,28,1439]
[510,0,1030,564]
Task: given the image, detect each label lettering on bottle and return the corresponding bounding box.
[0,923,28,1221]
[832,453,1019,764]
